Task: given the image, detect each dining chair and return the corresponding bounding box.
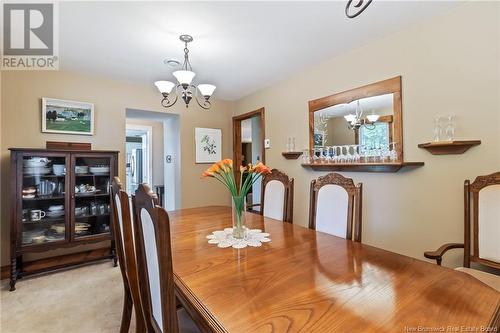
[133,183,200,333]
[424,171,500,291]
[110,177,146,333]
[309,173,363,242]
[248,169,294,223]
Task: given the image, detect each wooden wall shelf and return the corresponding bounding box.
[282,151,303,160]
[418,140,481,155]
[302,162,424,173]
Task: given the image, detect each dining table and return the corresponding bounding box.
[169,206,500,333]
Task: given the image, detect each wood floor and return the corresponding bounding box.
[0,262,133,333]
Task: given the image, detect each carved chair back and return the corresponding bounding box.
[133,183,178,333]
[309,173,362,242]
[261,169,294,223]
[464,172,500,269]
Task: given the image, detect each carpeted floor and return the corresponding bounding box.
[0,262,134,333]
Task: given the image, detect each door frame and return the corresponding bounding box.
[232,107,265,186]
[125,124,153,187]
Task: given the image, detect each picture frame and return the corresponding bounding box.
[42,98,94,135]
[195,127,222,163]
[314,131,325,147]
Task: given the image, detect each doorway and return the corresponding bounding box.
[125,108,181,210]
[233,108,265,212]
[125,124,153,195]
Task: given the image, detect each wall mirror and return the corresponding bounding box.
[306,76,422,172]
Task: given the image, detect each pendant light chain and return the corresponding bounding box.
[182,41,193,72]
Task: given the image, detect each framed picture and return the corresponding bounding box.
[195,127,222,163]
[42,98,94,135]
[314,131,325,147]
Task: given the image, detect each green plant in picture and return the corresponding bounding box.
[201,134,217,155]
[202,159,271,239]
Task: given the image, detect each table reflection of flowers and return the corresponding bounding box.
[202,159,271,240]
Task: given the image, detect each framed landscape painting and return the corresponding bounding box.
[42,98,94,135]
[195,127,222,163]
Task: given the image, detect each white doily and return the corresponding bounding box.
[206,228,271,249]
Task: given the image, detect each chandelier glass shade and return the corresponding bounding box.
[155,35,216,110]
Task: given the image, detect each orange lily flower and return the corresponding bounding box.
[254,162,271,174]
[202,170,214,178]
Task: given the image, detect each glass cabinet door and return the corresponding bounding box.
[72,155,112,239]
[20,153,68,246]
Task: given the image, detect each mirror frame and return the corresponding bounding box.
[308,76,403,162]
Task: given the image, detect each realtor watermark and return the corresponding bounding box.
[1,1,59,70]
[404,326,498,332]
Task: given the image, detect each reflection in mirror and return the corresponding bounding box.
[307,76,410,169]
[313,93,394,149]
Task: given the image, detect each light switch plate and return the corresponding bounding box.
[264,139,271,149]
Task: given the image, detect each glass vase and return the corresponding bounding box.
[232,195,246,239]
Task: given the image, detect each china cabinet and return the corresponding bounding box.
[9,148,119,291]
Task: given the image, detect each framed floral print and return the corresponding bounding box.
[195,127,222,163]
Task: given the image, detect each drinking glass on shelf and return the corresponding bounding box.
[291,137,296,151]
[286,137,292,152]
[445,115,455,141]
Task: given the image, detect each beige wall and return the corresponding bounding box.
[125,119,164,186]
[0,70,233,265]
[325,117,355,146]
[234,2,500,267]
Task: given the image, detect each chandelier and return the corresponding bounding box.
[344,100,380,130]
[154,35,216,110]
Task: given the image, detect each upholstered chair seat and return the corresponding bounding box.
[454,267,500,291]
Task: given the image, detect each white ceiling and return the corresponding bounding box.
[59,1,462,101]
[317,93,394,117]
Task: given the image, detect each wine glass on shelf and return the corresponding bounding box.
[352,145,360,162]
[302,149,310,164]
[389,142,398,162]
[380,144,390,162]
[327,146,335,163]
[345,146,352,163]
[359,145,366,162]
[338,146,345,163]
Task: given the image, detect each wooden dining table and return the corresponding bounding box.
[169,206,500,333]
